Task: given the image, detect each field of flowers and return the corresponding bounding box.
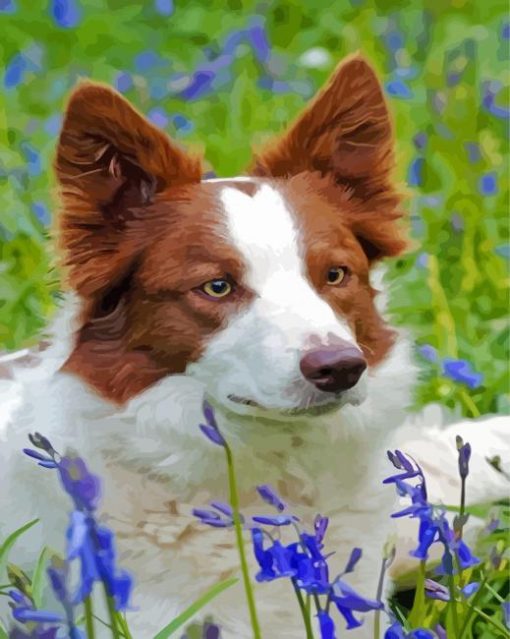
[0,0,508,638]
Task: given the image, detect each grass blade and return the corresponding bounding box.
[0,519,39,576]
[31,546,51,607]
[153,577,238,639]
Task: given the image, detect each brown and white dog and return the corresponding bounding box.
[0,54,507,638]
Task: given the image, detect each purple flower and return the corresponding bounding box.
[442,358,483,389]
[317,609,336,639]
[8,588,64,625]
[331,578,383,630]
[115,72,133,93]
[4,53,27,89]
[424,578,450,602]
[180,71,215,101]
[418,344,438,363]
[408,158,424,187]
[251,515,296,526]
[456,436,471,479]
[154,0,173,16]
[256,484,286,512]
[148,107,169,128]
[58,456,101,512]
[314,515,329,545]
[385,79,413,99]
[413,133,427,150]
[51,0,81,28]
[193,505,235,528]
[0,0,16,13]
[502,601,510,629]
[343,547,362,574]
[479,172,498,196]
[199,402,226,447]
[246,18,271,63]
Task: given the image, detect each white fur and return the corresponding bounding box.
[0,182,507,638]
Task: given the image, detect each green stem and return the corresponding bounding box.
[447,571,460,638]
[465,602,510,638]
[373,557,388,639]
[484,581,505,603]
[103,588,121,639]
[116,612,133,639]
[225,443,262,639]
[408,560,426,628]
[292,580,315,639]
[459,575,488,639]
[84,596,96,639]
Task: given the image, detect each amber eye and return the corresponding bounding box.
[201,279,233,298]
[327,266,348,286]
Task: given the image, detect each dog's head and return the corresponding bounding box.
[55,54,407,420]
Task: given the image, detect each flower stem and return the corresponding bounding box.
[446,571,460,638]
[373,557,388,639]
[408,560,426,628]
[459,574,487,638]
[292,579,315,639]
[84,596,96,639]
[103,587,121,639]
[224,443,262,639]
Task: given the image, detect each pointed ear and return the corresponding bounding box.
[251,54,395,195]
[55,81,202,297]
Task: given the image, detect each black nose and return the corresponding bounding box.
[299,343,367,393]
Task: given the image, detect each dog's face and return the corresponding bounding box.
[55,54,406,419]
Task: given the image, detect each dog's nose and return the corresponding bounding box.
[299,343,367,393]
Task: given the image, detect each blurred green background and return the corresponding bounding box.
[0,0,508,417]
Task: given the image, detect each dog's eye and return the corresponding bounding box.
[327,266,348,286]
[201,279,233,298]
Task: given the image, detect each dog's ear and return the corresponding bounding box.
[251,54,394,192]
[55,81,202,297]
[251,54,406,260]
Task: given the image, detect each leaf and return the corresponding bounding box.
[152,577,238,639]
[31,547,52,608]
[0,622,7,639]
[0,519,39,577]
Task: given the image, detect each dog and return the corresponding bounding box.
[0,53,507,638]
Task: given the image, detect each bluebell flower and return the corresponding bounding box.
[32,202,51,226]
[0,0,16,14]
[385,623,435,639]
[199,401,226,447]
[317,609,336,639]
[418,344,438,363]
[148,107,169,128]
[246,18,271,63]
[58,455,101,512]
[330,578,383,629]
[456,436,471,479]
[408,158,424,187]
[154,0,173,16]
[343,547,362,574]
[50,0,81,28]
[482,81,510,120]
[502,600,510,629]
[413,132,427,150]
[8,588,64,625]
[24,437,133,611]
[385,79,413,99]
[20,142,41,177]
[46,558,84,638]
[171,113,193,133]
[180,71,215,101]
[502,22,510,40]
[115,71,133,93]
[442,358,483,389]
[479,172,498,196]
[314,515,329,545]
[256,484,286,511]
[4,53,27,89]
[464,142,481,163]
[193,504,236,528]
[134,50,165,73]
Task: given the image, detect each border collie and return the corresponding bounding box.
[0,54,507,638]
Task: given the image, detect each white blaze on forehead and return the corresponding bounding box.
[220,184,354,340]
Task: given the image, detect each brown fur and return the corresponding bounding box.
[55,55,407,404]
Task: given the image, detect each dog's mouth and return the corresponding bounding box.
[226,393,343,416]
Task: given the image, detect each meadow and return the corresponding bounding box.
[0,1,508,637]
